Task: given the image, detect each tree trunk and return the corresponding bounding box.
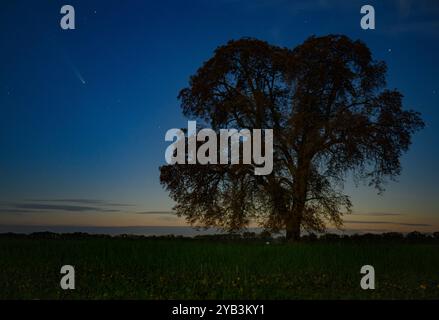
[285,201,305,241]
[285,218,301,241]
[285,153,310,242]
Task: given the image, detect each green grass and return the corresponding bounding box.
[1,238,439,299]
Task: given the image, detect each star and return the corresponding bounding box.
[388,48,392,53]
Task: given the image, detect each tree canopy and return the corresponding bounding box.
[160,35,424,240]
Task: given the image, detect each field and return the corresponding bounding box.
[1,236,439,299]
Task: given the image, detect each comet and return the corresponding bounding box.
[66,57,86,85]
[72,64,86,84]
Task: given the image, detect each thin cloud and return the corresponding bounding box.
[344,220,431,227]
[352,212,402,216]
[25,199,134,207]
[0,201,124,214]
[399,222,433,227]
[0,209,46,214]
[135,211,176,215]
[14,203,119,212]
[328,227,392,234]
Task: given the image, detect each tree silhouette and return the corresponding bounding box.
[160,35,424,241]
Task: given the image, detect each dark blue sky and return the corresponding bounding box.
[1,0,438,232]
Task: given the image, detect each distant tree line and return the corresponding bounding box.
[1,231,439,243]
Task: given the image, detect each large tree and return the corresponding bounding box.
[160,35,424,240]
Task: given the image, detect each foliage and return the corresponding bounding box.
[160,35,424,239]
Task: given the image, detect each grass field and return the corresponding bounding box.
[1,237,439,299]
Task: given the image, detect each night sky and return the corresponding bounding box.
[1,0,438,233]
